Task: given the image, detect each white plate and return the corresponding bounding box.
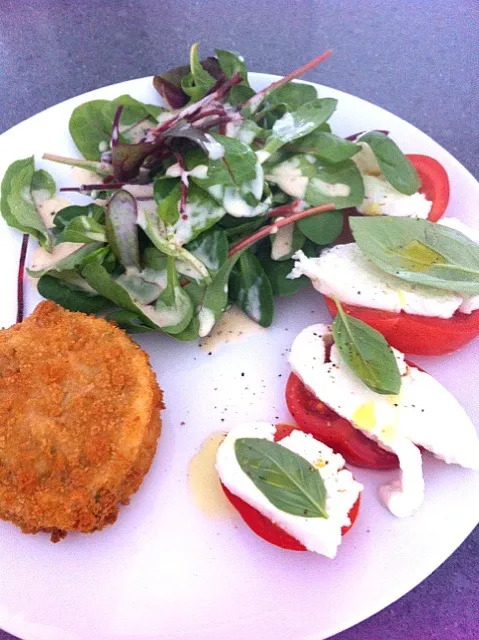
[0,74,478,640]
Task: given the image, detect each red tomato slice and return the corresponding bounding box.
[324,297,479,356]
[338,155,450,243]
[406,154,450,222]
[221,423,361,551]
[285,374,399,469]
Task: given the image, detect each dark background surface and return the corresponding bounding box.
[0,1,478,639]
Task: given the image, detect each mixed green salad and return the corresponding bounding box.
[0,45,423,338]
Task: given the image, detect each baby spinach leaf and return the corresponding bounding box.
[154,257,194,334]
[261,256,311,297]
[37,273,112,313]
[298,211,343,245]
[31,169,56,197]
[103,95,163,131]
[55,216,106,245]
[289,131,360,163]
[186,228,228,272]
[229,250,274,326]
[261,98,337,157]
[216,49,249,83]
[332,300,402,395]
[266,82,317,110]
[0,157,51,249]
[350,217,479,295]
[105,309,156,333]
[69,100,113,160]
[53,203,104,229]
[235,438,328,518]
[181,43,217,102]
[105,189,141,269]
[155,181,181,226]
[266,155,364,210]
[228,84,256,105]
[358,131,420,195]
[115,270,162,305]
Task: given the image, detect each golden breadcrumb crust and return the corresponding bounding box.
[0,301,163,541]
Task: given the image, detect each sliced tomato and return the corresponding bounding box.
[324,297,479,356]
[338,155,450,243]
[285,374,399,469]
[406,154,450,222]
[221,423,361,551]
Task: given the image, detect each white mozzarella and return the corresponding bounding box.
[352,142,432,219]
[216,422,363,558]
[289,245,463,318]
[288,324,479,517]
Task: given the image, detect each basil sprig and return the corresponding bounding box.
[235,437,328,518]
[350,217,479,295]
[332,300,402,395]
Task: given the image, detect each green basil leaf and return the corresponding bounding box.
[186,228,228,272]
[55,216,106,245]
[350,216,479,295]
[69,100,113,160]
[358,131,420,195]
[298,211,343,246]
[216,49,249,83]
[289,131,361,163]
[0,157,51,249]
[332,300,401,395]
[105,190,141,269]
[53,203,104,229]
[235,438,328,518]
[262,98,338,157]
[229,250,274,327]
[37,273,112,313]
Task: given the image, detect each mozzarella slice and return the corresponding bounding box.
[352,142,432,219]
[288,324,479,517]
[216,422,363,557]
[289,244,464,318]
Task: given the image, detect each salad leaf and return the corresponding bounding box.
[31,169,56,197]
[55,216,106,245]
[216,49,249,83]
[105,309,156,333]
[265,82,317,110]
[53,203,104,229]
[230,250,274,327]
[228,84,256,105]
[350,217,479,295]
[153,64,191,109]
[0,157,51,249]
[154,257,194,334]
[261,256,311,297]
[261,98,338,157]
[183,42,217,101]
[298,211,343,245]
[332,300,402,395]
[105,190,141,269]
[289,131,361,163]
[186,228,228,272]
[28,243,105,278]
[358,131,421,195]
[69,100,112,160]
[37,273,112,313]
[103,95,163,132]
[235,438,328,518]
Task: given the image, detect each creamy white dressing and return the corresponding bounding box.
[30,242,85,273]
[266,158,308,199]
[255,149,271,164]
[271,224,295,260]
[310,177,351,198]
[204,134,225,160]
[98,140,109,153]
[31,192,71,229]
[199,305,265,353]
[119,120,151,144]
[122,184,154,199]
[169,197,223,246]
[198,307,216,337]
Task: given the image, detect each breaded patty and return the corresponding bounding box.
[0,301,163,541]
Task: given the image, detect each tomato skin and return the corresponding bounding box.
[406,154,450,222]
[338,155,450,243]
[221,423,361,552]
[324,297,479,356]
[285,374,399,470]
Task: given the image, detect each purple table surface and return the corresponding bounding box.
[0,1,478,639]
